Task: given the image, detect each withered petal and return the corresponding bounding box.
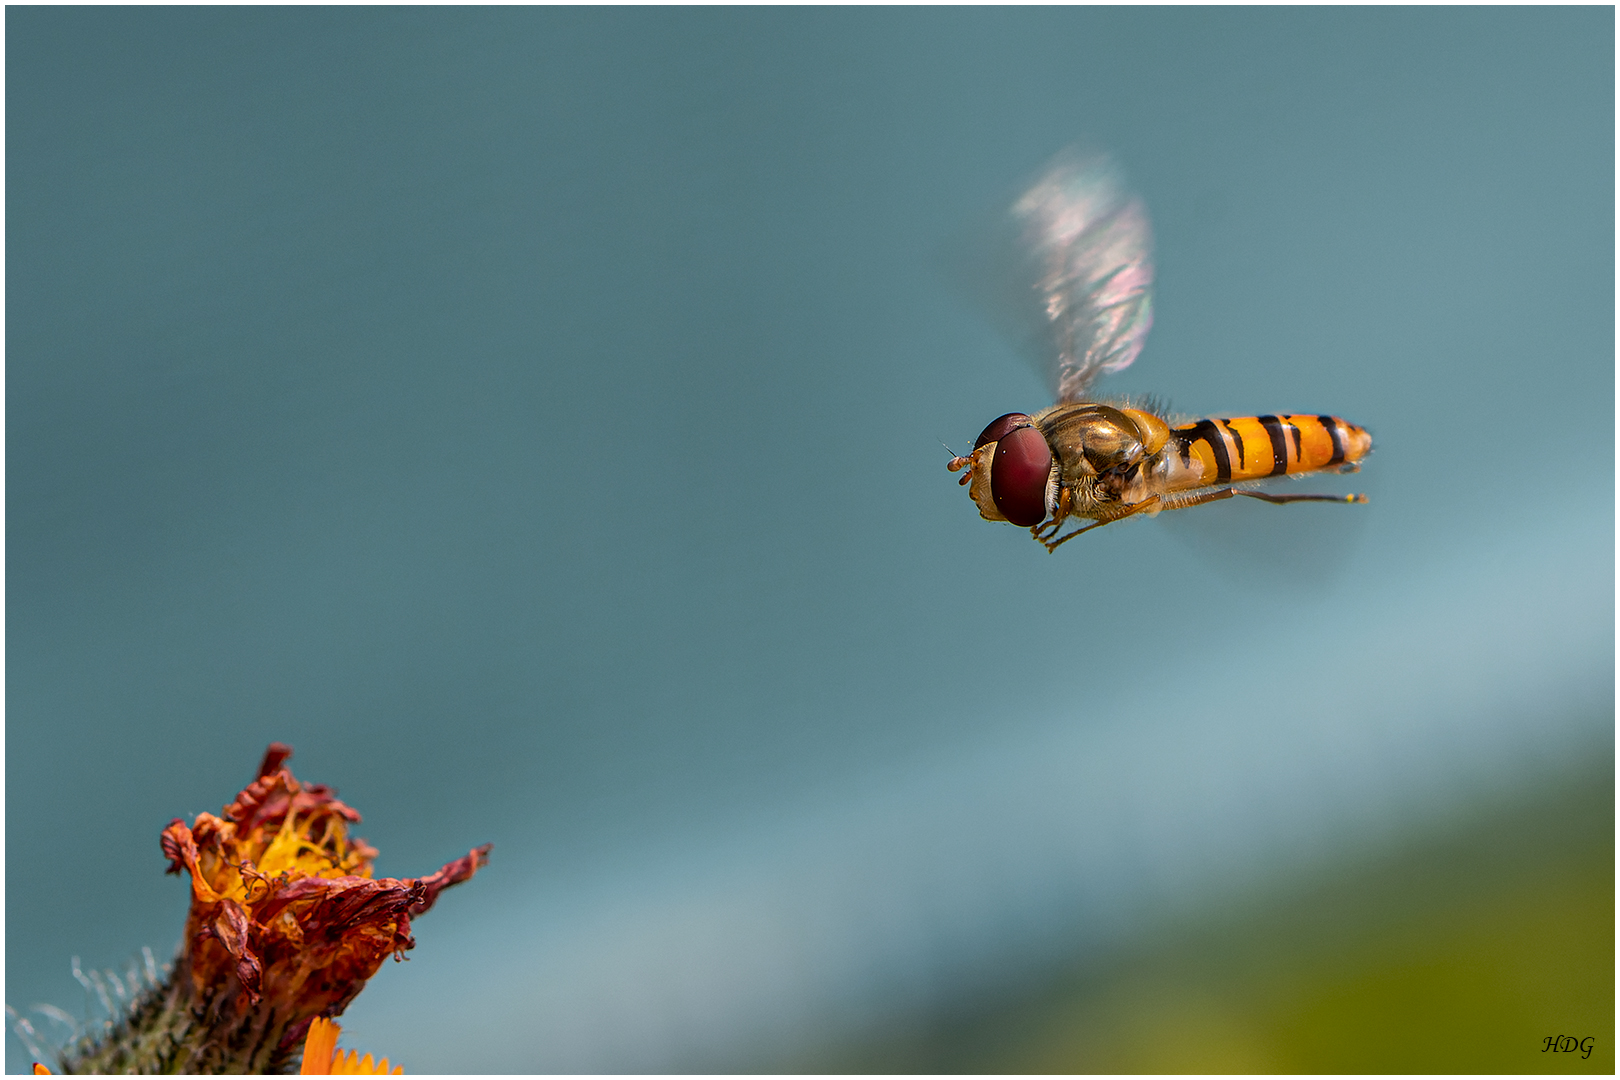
[227,770,363,835]
[309,880,420,938]
[161,819,197,876]
[190,812,232,849]
[291,784,362,824]
[208,899,264,1004]
[410,844,493,916]
[226,770,294,830]
[258,742,295,779]
[161,820,228,904]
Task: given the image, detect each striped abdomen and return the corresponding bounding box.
[1169,414,1371,487]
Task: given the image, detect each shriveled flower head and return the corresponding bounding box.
[158,744,490,1069]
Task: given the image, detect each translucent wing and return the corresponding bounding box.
[1012,153,1154,403]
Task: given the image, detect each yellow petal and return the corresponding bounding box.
[328,1046,405,1075]
[299,1017,340,1074]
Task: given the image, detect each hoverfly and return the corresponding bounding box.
[948,153,1370,552]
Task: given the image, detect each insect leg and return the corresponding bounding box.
[1160,487,1238,511]
[1237,490,1368,505]
[1043,494,1163,552]
[1043,518,1114,552]
[1034,486,1074,541]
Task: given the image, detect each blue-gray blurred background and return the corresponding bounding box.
[7,8,1613,1073]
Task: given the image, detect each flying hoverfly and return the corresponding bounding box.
[948,154,1371,552]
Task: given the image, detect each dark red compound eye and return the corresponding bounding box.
[974,413,1033,451]
[990,425,1052,527]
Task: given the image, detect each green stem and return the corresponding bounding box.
[60,970,302,1075]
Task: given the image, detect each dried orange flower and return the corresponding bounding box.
[51,744,489,1073]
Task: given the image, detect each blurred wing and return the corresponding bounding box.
[1012,153,1155,403]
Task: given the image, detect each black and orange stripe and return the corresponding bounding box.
[1171,414,1370,486]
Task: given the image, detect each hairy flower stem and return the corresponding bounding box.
[60,966,303,1075]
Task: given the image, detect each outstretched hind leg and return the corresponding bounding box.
[1237,490,1367,505]
[1160,487,1238,511]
